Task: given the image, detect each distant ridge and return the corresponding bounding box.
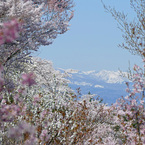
[59,69,130,105]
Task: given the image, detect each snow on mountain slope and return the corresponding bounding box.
[81,70,96,75]
[58,68,130,104]
[65,69,129,105]
[79,70,127,84]
[93,70,126,84]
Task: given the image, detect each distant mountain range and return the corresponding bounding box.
[62,69,131,105]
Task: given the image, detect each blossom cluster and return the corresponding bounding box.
[0,19,22,45]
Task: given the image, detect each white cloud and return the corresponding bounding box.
[94,85,104,88]
[72,81,93,86]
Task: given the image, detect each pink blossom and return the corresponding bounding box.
[0,19,21,45]
[140,100,144,104]
[21,72,36,86]
[40,110,48,119]
[33,95,40,102]
[126,88,130,93]
[40,129,50,142]
[1,99,6,104]
[8,121,36,143]
[133,64,140,71]
[33,95,41,105]
[117,110,125,115]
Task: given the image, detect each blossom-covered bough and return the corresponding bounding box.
[0,0,74,91]
[101,0,145,144]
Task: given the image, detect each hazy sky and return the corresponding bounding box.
[35,0,143,72]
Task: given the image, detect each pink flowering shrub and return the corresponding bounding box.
[21,72,36,86]
[111,64,145,144]
[0,19,22,45]
[0,0,74,93]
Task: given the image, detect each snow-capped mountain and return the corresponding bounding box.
[93,70,126,84]
[78,70,128,84]
[65,69,130,105]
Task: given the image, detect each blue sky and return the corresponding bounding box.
[35,0,142,72]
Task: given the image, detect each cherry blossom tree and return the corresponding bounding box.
[0,0,74,91]
[102,0,145,57]
[101,0,145,144]
[101,0,145,98]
